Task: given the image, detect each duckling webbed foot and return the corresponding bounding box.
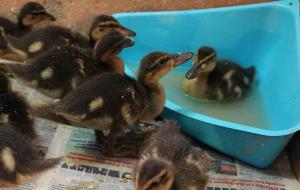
[104,127,122,157]
[97,127,139,158]
[111,143,138,158]
[94,129,109,144]
[95,122,161,158]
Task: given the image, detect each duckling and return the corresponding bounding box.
[6,31,134,99]
[133,120,208,190]
[0,73,36,139]
[52,51,193,156]
[2,15,135,61]
[0,126,61,187]
[181,46,256,101]
[0,2,55,37]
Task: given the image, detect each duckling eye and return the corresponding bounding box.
[154,60,164,67]
[159,60,164,65]
[29,14,36,19]
[109,24,118,28]
[146,180,160,190]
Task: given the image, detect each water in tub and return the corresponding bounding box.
[127,62,269,130]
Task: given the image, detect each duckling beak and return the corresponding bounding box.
[110,37,134,54]
[185,64,199,79]
[171,52,193,67]
[118,25,136,36]
[41,12,56,21]
[122,37,135,48]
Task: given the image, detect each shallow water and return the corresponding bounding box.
[127,63,270,129]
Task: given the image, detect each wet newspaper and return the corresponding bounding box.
[2,79,300,190]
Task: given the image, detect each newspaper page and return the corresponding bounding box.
[199,146,300,190]
[27,125,300,190]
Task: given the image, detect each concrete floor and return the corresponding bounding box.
[0,0,272,35]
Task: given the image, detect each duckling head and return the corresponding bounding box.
[134,159,175,190]
[89,15,136,45]
[94,31,134,74]
[138,51,193,83]
[18,2,55,28]
[186,46,217,80]
[0,73,11,94]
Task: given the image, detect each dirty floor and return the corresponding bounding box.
[0,0,272,35]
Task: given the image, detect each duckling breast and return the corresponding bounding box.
[181,77,209,100]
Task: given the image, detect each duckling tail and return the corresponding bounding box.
[7,64,29,79]
[0,29,26,62]
[0,30,8,50]
[0,59,28,79]
[31,101,71,125]
[10,157,62,187]
[26,157,62,174]
[245,66,256,83]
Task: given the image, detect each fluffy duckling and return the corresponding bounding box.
[181,46,256,101]
[0,2,55,37]
[53,51,193,156]
[2,15,135,61]
[0,126,61,187]
[133,120,208,190]
[7,32,134,99]
[0,73,36,139]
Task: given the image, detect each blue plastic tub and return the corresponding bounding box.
[114,0,300,168]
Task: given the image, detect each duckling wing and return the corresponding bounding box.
[210,61,256,100]
[54,73,148,125]
[0,18,18,36]
[7,26,88,57]
[9,46,95,98]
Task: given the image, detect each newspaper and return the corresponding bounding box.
[2,78,300,190]
[198,146,300,190]
[12,125,296,190]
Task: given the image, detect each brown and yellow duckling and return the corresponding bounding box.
[181,46,256,101]
[0,125,61,187]
[2,15,135,61]
[52,51,193,156]
[0,2,55,37]
[6,31,134,99]
[0,73,36,139]
[133,120,208,190]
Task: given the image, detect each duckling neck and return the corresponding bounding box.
[102,56,124,75]
[197,72,210,80]
[17,20,30,30]
[139,80,165,121]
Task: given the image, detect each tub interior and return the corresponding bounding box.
[116,1,300,133]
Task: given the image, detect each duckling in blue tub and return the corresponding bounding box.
[181,46,255,101]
